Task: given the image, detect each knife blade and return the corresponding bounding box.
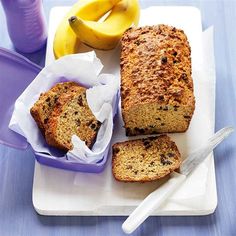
[122,126,234,234]
[180,126,234,175]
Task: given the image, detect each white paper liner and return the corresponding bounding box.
[9,51,119,164]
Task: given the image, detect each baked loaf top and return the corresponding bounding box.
[112,135,181,182]
[45,86,101,151]
[30,82,78,135]
[120,24,193,110]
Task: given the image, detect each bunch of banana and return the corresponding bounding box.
[53,0,140,58]
[53,0,121,59]
[69,0,140,50]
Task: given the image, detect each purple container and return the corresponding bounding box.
[1,0,47,53]
[0,47,114,173]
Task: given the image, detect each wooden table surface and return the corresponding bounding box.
[0,0,236,235]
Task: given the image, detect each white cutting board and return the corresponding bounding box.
[32,6,217,215]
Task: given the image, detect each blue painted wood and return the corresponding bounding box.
[0,0,236,235]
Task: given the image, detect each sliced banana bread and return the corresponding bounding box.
[45,86,101,151]
[112,135,181,182]
[120,25,195,136]
[30,82,78,135]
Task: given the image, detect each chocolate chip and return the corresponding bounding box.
[134,170,138,175]
[143,139,152,149]
[46,97,50,102]
[156,117,161,121]
[184,115,191,119]
[77,95,83,106]
[143,140,150,146]
[150,161,155,166]
[44,118,48,124]
[158,95,164,101]
[167,153,175,157]
[161,123,165,126]
[76,119,81,126]
[173,60,178,64]
[161,156,172,165]
[134,40,140,45]
[173,51,177,56]
[163,106,168,111]
[173,105,179,111]
[181,73,188,81]
[74,111,78,115]
[161,57,168,64]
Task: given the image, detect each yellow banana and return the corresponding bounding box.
[68,0,140,50]
[53,0,121,59]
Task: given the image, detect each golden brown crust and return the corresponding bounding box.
[30,103,46,135]
[112,135,181,182]
[120,25,195,135]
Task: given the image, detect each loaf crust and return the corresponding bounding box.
[120,25,195,136]
[45,86,101,151]
[112,135,181,182]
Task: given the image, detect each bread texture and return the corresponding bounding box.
[30,82,78,135]
[112,135,181,182]
[45,86,101,151]
[120,25,195,136]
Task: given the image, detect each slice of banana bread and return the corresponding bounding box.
[120,25,195,136]
[112,135,181,182]
[45,86,101,151]
[30,82,78,135]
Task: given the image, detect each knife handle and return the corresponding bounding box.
[122,172,186,234]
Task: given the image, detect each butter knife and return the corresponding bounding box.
[122,126,234,234]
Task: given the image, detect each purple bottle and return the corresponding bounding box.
[1,0,47,53]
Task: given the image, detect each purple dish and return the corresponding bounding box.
[0,47,115,173]
[0,47,41,149]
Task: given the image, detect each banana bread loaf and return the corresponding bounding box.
[112,135,181,182]
[45,86,101,151]
[30,82,78,135]
[120,25,195,136]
